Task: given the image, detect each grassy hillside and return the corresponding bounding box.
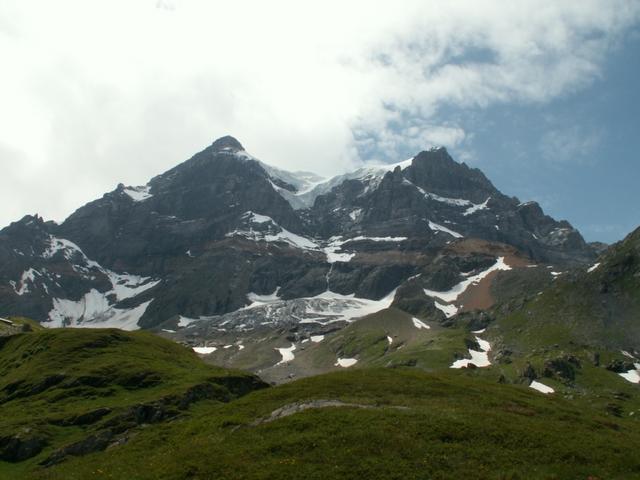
[494,227,640,349]
[32,368,640,480]
[0,328,266,478]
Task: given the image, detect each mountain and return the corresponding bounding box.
[0,135,596,338]
[1,136,638,478]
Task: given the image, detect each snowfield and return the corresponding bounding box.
[39,235,161,330]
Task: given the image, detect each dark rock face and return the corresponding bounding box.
[0,433,48,462]
[543,355,581,382]
[309,148,595,265]
[0,137,597,330]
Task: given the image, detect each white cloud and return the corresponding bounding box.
[539,126,603,164]
[0,0,638,226]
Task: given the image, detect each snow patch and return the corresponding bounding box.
[587,262,601,273]
[178,316,198,327]
[228,212,319,251]
[310,335,325,343]
[303,289,397,324]
[344,235,408,243]
[244,288,282,309]
[529,381,555,394]
[451,335,491,369]
[12,268,40,295]
[123,185,152,202]
[404,179,489,215]
[619,363,640,384]
[335,358,358,368]
[463,197,491,216]
[348,208,362,221]
[434,301,458,318]
[428,221,463,238]
[193,346,217,354]
[276,344,296,365]
[412,317,430,330]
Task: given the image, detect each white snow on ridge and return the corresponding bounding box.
[273,158,413,210]
[228,212,320,251]
[41,235,159,300]
[310,335,325,343]
[463,197,490,216]
[11,268,40,295]
[428,221,463,238]
[403,179,490,215]
[424,256,512,303]
[335,358,358,368]
[345,236,408,243]
[123,185,153,202]
[106,272,160,301]
[529,381,555,394]
[231,213,409,264]
[587,262,601,273]
[40,234,160,330]
[322,235,407,264]
[405,180,469,207]
[42,237,94,262]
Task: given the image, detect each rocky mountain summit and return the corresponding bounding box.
[0,136,596,336]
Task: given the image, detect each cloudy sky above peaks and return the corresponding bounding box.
[1,0,639,242]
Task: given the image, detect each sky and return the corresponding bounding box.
[1,0,639,243]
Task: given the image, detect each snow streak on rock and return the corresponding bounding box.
[123,185,153,201]
[424,256,512,303]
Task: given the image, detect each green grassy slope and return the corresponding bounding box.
[34,368,640,480]
[494,227,640,350]
[0,328,266,478]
